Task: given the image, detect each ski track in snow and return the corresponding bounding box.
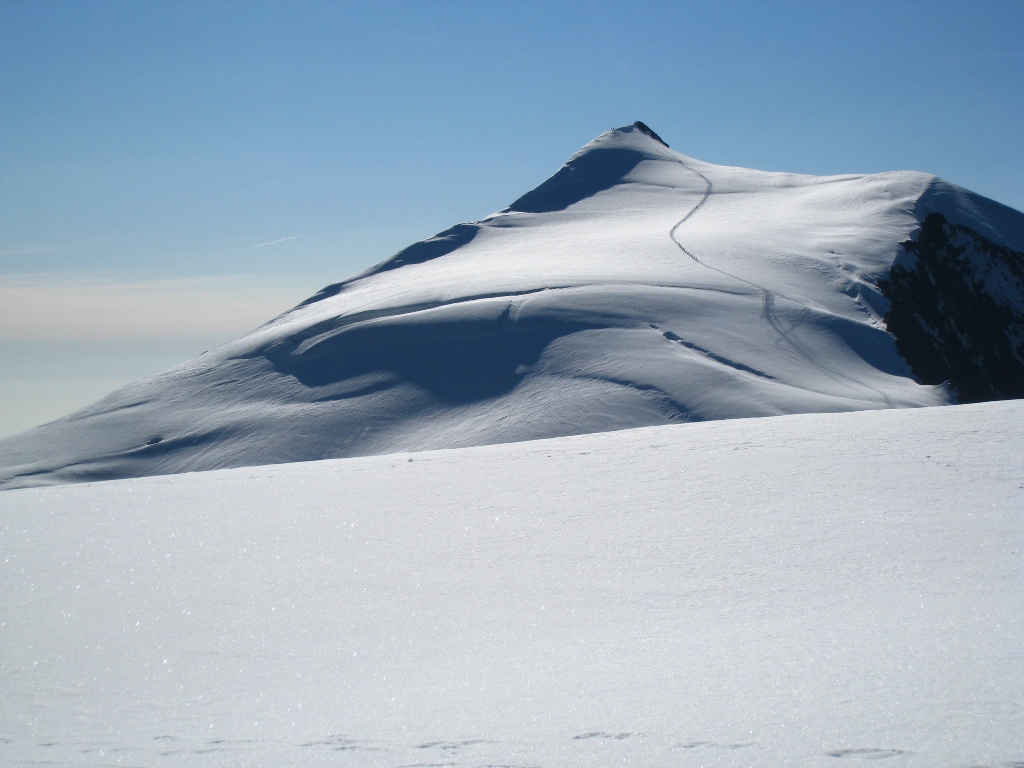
[667,159,714,265]
[667,158,804,358]
[668,157,894,405]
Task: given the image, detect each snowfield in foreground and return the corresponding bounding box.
[2,401,1022,767]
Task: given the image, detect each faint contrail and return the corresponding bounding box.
[243,235,303,250]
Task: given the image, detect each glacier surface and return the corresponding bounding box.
[1,401,1022,766]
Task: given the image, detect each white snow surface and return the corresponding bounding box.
[4,122,1000,488]
[2,401,1022,767]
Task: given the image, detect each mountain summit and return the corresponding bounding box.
[2,123,1023,488]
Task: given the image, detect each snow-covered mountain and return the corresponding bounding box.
[2,122,1022,488]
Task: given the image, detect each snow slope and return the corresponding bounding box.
[3,122,1023,488]
[1,401,1022,767]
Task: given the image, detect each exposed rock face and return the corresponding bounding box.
[879,213,1024,402]
[631,121,669,147]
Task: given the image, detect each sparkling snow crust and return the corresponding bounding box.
[2,401,1022,766]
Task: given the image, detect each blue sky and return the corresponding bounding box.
[1,0,1023,435]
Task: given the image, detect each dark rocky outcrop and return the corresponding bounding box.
[632,121,669,147]
[878,213,1024,402]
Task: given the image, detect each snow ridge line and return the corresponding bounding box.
[265,282,750,355]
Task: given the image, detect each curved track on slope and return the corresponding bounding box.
[668,160,784,320]
[667,159,807,354]
[666,158,893,405]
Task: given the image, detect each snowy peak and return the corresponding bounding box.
[0,124,1022,489]
[506,123,676,214]
[306,123,679,296]
[572,122,674,157]
[630,121,670,147]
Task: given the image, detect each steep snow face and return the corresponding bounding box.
[2,402,1022,766]
[0,123,986,487]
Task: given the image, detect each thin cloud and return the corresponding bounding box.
[240,235,303,251]
[0,246,59,257]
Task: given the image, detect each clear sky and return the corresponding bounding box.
[2,0,1023,436]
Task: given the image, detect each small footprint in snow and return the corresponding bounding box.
[572,731,638,741]
[676,740,758,750]
[827,748,909,759]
